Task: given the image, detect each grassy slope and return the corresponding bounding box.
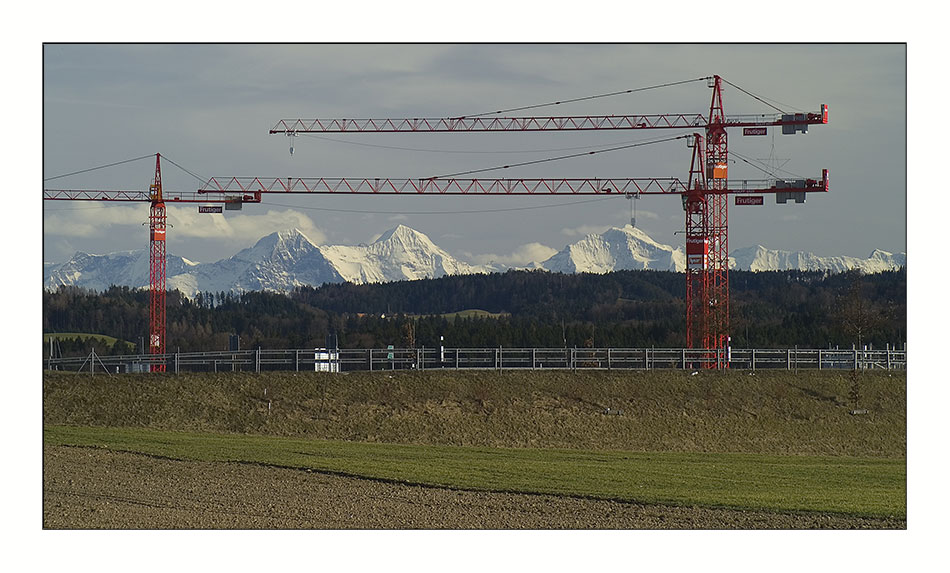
[44,369,906,457]
[43,369,906,517]
[44,332,130,345]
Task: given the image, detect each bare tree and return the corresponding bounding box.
[835,270,881,348]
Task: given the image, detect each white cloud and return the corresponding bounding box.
[43,203,150,238]
[560,224,611,238]
[466,242,558,266]
[44,203,328,245]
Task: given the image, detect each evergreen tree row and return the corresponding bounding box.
[42,268,906,357]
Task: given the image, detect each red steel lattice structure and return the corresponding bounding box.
[267,75,829,364]
[147,155,167,371]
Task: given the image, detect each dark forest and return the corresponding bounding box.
[43,268,906,357]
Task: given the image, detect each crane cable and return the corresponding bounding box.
[297,131,664,155]
[161,155,209,187]
[43,154,155,182]
[429,134,691,179]
[730,150,807,180]
[455,77,713,118]
[260,195,621,216]
[720,78,804,114]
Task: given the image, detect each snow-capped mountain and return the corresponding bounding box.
[730,245,906,273]
[44,226,489,297]
[44,250,200,292]
[541,225,905,275]
[320,225,484,283]
[541,225,685,273]
[185,229,344,294]
[44,224,906,297]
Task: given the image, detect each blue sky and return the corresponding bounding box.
[42,43,906,265]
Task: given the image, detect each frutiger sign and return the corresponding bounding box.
[743,127,768,136]
[686,237,708,270]
[198,205,224,214]
[735,196,764,205]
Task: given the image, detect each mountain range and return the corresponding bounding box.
[44,224,906,297]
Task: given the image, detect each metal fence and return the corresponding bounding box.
[46,346,907,374]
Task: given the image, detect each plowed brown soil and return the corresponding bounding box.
[43,445,904,530]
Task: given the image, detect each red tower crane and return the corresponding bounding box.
[43,76,828,371]
[264,75,829,365]
[44,153,261,372]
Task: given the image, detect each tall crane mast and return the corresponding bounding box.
[148,155,167,370]
[266,75,829,364]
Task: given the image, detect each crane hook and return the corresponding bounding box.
[626,192,639,228]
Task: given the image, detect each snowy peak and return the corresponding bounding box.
[206,228,342,293]
[543,226,904,275]
[543,225,684,273]
[730,244,906,273]
[44,250,195,292]
[320,225,485,284]
[373,224,433,248]
[233,228,317,263]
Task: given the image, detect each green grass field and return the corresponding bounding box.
[44,424,904,517]
[43,369,906,520]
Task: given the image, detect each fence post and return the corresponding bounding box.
[607,348,611,370]
[752,348,756,372]
[256,348,261,373]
